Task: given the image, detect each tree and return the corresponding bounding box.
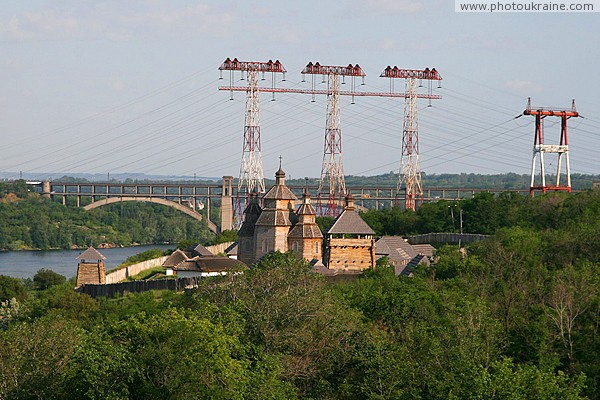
[33,268,66,290]
[0,275,28,302]
[545,264,598,372]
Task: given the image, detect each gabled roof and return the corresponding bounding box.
[224,242,238,256]
[163,249,192,267]
[327,209,375,235]
[188,243,213,257]
[400,254,425,276]
[375,236,416,258]
[77,247,106,261]
[171,256,247,272]
[412,244,436,257]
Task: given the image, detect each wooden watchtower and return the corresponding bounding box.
[76,247,107,287]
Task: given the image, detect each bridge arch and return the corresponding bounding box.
[83,197,218,233]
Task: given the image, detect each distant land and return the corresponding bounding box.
[0,171,219,183]
[1,171,599,190]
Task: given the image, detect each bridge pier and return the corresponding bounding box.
[42,181,52,199]
[220,176,234,232]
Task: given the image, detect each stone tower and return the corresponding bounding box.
[76,247,106,287]
[253,166,297,260]
[288,190,323,262]
[237,191,262,266]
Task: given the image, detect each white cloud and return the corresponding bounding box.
[0,2,236,42]
[349,0,425,15]
[381,38,395,50]
[505,80,543,95]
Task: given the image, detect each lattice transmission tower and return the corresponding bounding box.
[218,58,286,224]
[219,59,441,217]
[523,97,579,196]
[380,66,442,211]
[301,63,365,216]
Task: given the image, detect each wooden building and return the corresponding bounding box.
[238,167,324,266]
[323,194,375,271]
[76,247,106,287]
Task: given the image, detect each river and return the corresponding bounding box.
[0,244,175,279]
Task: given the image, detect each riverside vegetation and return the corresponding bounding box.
[0,188,599,399]
[0,180,216,250]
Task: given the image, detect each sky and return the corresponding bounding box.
[1,0,599,181]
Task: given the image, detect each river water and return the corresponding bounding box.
[0,244,175,279]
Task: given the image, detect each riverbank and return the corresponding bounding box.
[0,244,175,279]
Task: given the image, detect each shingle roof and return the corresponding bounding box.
[76,247,106,261]
[224,242,238,256]
[238,194,263,237]
[170,260,199,271]
[288,224,323,239]
[162,249,189,267]
[400,254,425,276]
[172,256,246,272]
[188,243,214,257]
[375,236,416,258]
[327,209,375,235]
[255,210,294,226]
[412,244,436,257]
[263,184,297,200]
[195,257,246,272]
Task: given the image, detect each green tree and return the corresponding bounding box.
[0,275,28,302]
[33,268,66,290]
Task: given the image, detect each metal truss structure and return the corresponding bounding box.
[380,66,442,211]
[524,97,579,196]
[219,58,442,217]
[218,58,286,224]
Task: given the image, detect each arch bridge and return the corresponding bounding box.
[34,178,534,233]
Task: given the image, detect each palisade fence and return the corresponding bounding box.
[406,233,489,245]
[77,276,204,298]
[105,256,169,283]
[104,242,235,284]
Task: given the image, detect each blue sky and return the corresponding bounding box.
[1,0,598,180]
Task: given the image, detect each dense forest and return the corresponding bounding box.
[285,172,600,190]
[0,188,598,398]
[0,181,216,250]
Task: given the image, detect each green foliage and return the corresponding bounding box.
[110,248,171,273]
[33,268,66,290]
[316,216,335,233]
[210,229,238,245]
[0,197,215,250]
[1,222,597,399]
[0,275,28,302]
[0,180,30,199]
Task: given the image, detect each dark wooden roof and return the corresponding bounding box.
[412,244,436,257]
[400,254,425,276]
[375,236,416,259]
[263,184,297,200]
[288,224,323,239]
[76,247,106,261]
[327,209,375,235]
[163,249,193,267]
[224,242,238,256]
[188,243,214,257]
[239,199,263,237]
[172,256,246,272]
[255,210,294,226]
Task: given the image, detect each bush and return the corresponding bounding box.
[0,275,28,302]
[33,269,66,290]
